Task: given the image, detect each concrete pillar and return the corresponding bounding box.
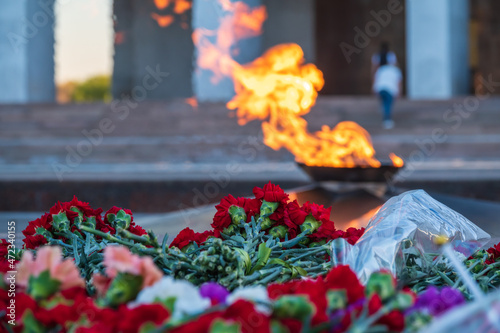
[262,0,315,63]
[112,0,194,99]
[112,0,135,98]
[26,0,56,102]
[406,0,469,99]
[0,0,55,104]
[192,0,263,102]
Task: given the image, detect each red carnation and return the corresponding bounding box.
[324,265,365,304]
[22,213,52,249]
[277,319,303,332]
[222,300,271,333]
[242,197,262,222]
[104,206,146,236]
[117,304,170,333]
[268,277,328,326]
[302,202,331,225]
[170,228,196,249]
[253,182,289,205]
[368,294,405,332]
[309,221,341,242]
[343,227,365,245]
[104,206,134,223]
[49,202,80,222]
[170,312,221,333]
[253,182,289,221]
[0,240,11,273]
[194,230,219,244]
[284,200,308,228]
[212,194,248,231]
[170,228,219,250]
[65,196,102,218]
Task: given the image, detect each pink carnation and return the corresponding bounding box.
[15,246,85,290]
[102,246,162,289]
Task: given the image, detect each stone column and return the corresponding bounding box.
[112,0,135,98]
[262,0,315,63]
[26,0,56,103]
[406,0,469,99]
[112,0,195,100]
[0,0,28,103]
[0,0,55,104]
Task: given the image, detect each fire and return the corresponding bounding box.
[173,0,192,14]
[389,153,404,167]
[154,0,170,10]
[185,96,198,109]
[227,43,396,168]
[193,2,403,168]
[152,0,191,28]
[151,13,174,28]
[193,1,267,83]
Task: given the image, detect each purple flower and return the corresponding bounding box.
[199,282,230,305]
[411,286,465,316]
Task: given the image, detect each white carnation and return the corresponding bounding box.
[130,276,211,320]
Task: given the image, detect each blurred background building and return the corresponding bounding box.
[0,0,499,104]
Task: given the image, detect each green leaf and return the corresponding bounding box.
[300,215,320,234]
[269,226,288,239]
[392,292,414,310]
[260,200,279,216]
[210,319,241,333]
[157,296,177,314]
[327,290,347,310]
[260,217,274,230]
[268,258,288,267]
[273,295,314,320]
[110,210,132,230]
[293,266,307,277]
[228,205,247,225]
[139,322,160,333]
[250,243,272,274]
[21,310,47,333]
[270,320,289,333]
[28,270,61,301]
[365,271,396,301]
[52,211,70,232]
[104,273,143,307]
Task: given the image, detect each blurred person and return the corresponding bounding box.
[372,44,402,129]
[371,42,397,76]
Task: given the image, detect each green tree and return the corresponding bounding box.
[71,75,111,103]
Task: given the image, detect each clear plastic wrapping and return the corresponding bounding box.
[333,190,491,283]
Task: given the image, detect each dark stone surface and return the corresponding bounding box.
[0,180,308,212]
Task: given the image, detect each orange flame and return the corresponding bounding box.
[151,13,175,28]
[185,96,198,109]
[227,43,391,168]
[193,1,267,83]
[173,0,192,14]
[154,0,170,10]
[193,3,403,168]
[152,0,191,28]
[389,153,404,167]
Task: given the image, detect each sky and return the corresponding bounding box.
[55,0,113,83]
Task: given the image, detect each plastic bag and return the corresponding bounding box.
[334,190,491,284]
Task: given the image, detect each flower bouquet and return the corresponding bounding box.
[1,182,499,332]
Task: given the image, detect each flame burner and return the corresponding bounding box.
[297,162,402,183]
